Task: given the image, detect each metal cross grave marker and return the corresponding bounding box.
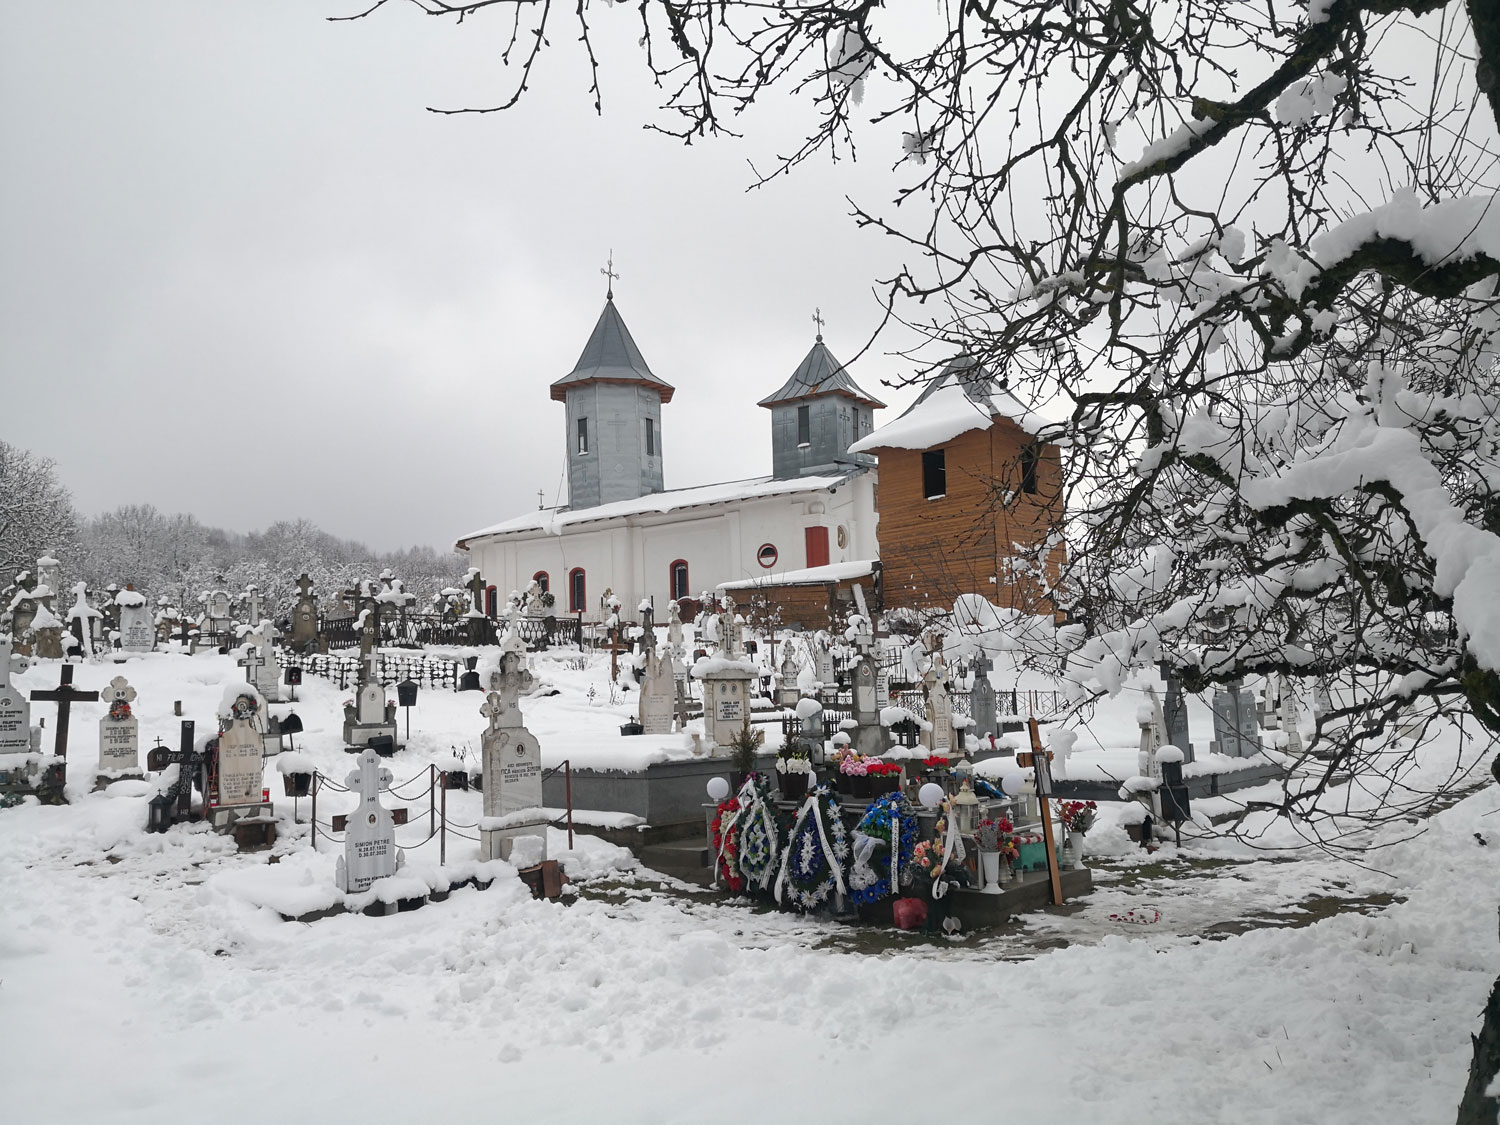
[30,664,100,759]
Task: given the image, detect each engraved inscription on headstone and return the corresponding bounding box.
[0,640,32,754]
[97,675,141,776]
[335,749,403,894]
[639,648,674,735]
[215,695,265,806]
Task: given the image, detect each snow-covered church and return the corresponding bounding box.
[456,294,885,617]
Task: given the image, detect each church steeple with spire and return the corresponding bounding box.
[550,261,673,511]
[759,310,884,479]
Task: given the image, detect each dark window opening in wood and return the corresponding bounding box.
[852,411,860,449]
[1021,444,1039,494]
[645,417,656,457]
[922,449,946,499]
[577,417,589,455]
[532,571,549,594]
[569,568,587,614]
[669,560,689,601]
[485,585,498,618]
[797,404,811,446]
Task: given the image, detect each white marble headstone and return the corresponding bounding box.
[215,701,265,806]
[97,675,141,775]
[0,640,32,753]
[119,603,155,653]
[639,649,674,735]
[336,749,402,894]
[479,685,547,863]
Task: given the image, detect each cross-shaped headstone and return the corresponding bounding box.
[489,651,535,719]
[0,638,28,690]
[296,573,314,599]
[102,674,136,708]
[30,664,100,759]
[237,643,266,685]
[175,618,195,649]
[244,585,263,626]
[348,748,394,804]
[146,720,203,821]
[360,648,381,687]
[601,249,620,299]
[480,690,505,733]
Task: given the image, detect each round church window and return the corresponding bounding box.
[757,543,778,568]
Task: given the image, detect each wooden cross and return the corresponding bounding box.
[812,307,825,341]
[175,618,196,649]
[30,664,100,759]
[601,250,620,299]
[296,573,314,599]
[1022,718,1065,906]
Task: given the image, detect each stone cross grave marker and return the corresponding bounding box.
[30,664,100,759]
[97,675,141,779]
[479,682,546,863]
[1278,674,1304,756]
[969,651,997,740]
[487,649,535,719]
[335,749,404,894]
[1159,662,1194,763]
[291,573,319,652]
[1209,681,1261,758]
[924,656,954,752]
[0,639,34,753]
[248,623,281,702]
[214,693,266,807]
[244,585,262,627]
[639,648,674,735]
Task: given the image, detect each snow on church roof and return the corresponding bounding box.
[549,298,675,403]
[757,337,885,410]
[718,560,876,590]
[849,357,1055,453]
[457,473,856,547]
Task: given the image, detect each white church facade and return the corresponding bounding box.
[456,295,885,617]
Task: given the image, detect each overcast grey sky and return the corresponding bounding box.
[1,1,928,554]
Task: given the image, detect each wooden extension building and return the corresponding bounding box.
[849,360,1064,618]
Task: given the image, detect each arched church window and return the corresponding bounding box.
[669,560,689,602]
[485,585,498,619]
[532,571,550,594]
[569,568,587,615]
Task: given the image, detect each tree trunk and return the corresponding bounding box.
[1457,974,1500,1125]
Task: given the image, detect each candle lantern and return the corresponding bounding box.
[950,778,981,837]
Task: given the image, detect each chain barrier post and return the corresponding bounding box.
[565,760,574,850]
[440,778,447,866]
[310,771,319,852]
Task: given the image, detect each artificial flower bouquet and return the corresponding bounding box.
[1058,799,1098,835]
[974,816,1017,855]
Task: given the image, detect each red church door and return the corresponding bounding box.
[805,526,830,568]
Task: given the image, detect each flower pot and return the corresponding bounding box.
[979,849,1001,888]
[779,771,810,803]
[1067,831,1086,869]
[842,774,869,798]
[870,774,900,797]
[441,770,469,791]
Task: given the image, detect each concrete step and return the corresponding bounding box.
[637,838,713,882]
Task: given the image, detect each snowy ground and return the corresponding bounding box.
[3,649,1498,1123]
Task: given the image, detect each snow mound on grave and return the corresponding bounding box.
[217,681,266,722]
[795,697,823,719]
[1156,745,1185,764]
[274,751,316,774]
[880,705,930,730]
[113,589,147,608]
[691,656,758,678]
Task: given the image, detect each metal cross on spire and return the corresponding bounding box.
[812,307,826,342]
[601,250,620,300]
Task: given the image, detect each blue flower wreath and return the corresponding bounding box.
[849,793,919,905]
[776,782,850,912]
[736,773,782,893]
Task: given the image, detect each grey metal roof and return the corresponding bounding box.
[757,337,885,410]
[550,298,675,403]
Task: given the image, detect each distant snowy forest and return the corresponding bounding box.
[0,440,466,615]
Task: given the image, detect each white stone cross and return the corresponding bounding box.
[0,638,27,690]
[346,748,394,803]
[237,643,266,682]
[245,585,262,626]
[103,675,136,707]
[488,652,535,719]
[361,648,382,687]
[480,691,505,733]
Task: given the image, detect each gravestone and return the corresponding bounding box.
[244,623,281,703]
[204,589,233,636]
[211,696,267,810]
[65,582,102,658]
[479,647,547,863]
[698,663,754,751]
[718,595,742,659]
[117,588,154,653]
[814,636,836,691]
[1159,663,1194,763]
[638,648,674,735]
[290,573,319,653]
[335,749,405,894]
[1278,674,1304,756]
[924,655,954,752]
[343,651,398,752]
[0,640,34,754]
[31,602,66,660]
[1209,681,1261,758]
[96,675,142,783]
[850,653,888,756]
[969,651,997,739]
